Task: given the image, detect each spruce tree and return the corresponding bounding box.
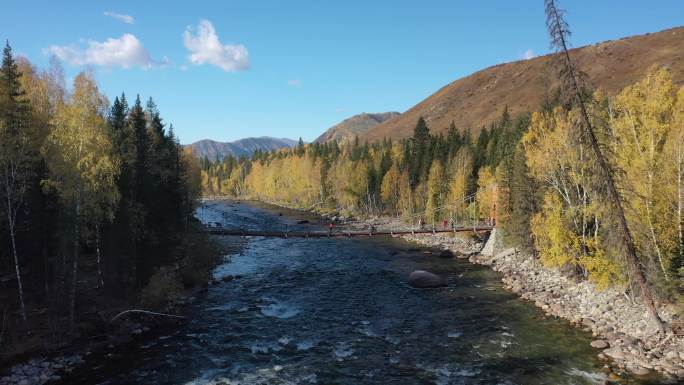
[410,117,430,185]
[296,137,305,156]
[130,95,148,199]
[500,144,538,249]
[0,41,33,333]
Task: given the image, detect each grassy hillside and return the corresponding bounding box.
[363,26,684,142]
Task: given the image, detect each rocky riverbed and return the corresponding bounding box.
[402,230,684,381]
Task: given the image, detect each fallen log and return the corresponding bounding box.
[110,309,186,323]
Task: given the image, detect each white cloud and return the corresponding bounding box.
[183,20,249,72]
[287,79,302,88]
[522,48,535,60]
[104,11,134,24]
[44,34,157,69]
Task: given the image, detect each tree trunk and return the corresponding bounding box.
[96,223,103,289]
[646,199,669,280]
[7,206,29,334]
[69,195,80,331]
[679,148,684,263]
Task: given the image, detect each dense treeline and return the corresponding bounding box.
[0,43,206,350]
[201,67,684,309]
[201,107,527,226]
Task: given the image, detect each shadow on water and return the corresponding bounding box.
[56,200,667,385]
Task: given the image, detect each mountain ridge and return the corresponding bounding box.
[362,26,684,142]
[187,137,298,160]
[314,112,400,143]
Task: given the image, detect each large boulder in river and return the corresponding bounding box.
[408,270,447,288]
[439,249,454,258]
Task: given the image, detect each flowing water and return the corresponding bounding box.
[58,201,666,385]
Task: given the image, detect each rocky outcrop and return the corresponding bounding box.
[480,228,498,257]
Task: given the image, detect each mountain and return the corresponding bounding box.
[187,137,298,160]
[314,112,400,143]
[362,26,684,142]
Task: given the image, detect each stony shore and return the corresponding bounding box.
[0,282,206,385]
[402,230,684,381]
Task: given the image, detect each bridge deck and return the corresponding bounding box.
[206,227,492,238]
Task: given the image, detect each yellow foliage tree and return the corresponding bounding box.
[380,163,401,215]
[476,166,496,223]
[425,160,448,224]
[447,148,473,223]
[611,68,676,279]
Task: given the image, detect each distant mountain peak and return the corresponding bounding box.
[314,112,400,144]
[187,137,298,160]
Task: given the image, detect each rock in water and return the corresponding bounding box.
[590,340,609,349]
[408,270,447,288]
[296,219,310,224]
[439,249,454,258]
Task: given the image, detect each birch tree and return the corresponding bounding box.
[611,69,675,280]
[44,71,120,329]
[664,84,684,276]
[0,43,34,333]
[425,160,448,224]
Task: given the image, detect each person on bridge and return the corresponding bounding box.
[419,218,425,230]
[443,219,448,230]
[328,222,335,236]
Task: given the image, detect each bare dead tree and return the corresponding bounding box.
[544,0,665,333]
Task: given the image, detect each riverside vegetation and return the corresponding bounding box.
[0,41,220,373]
[199,68,684,379]
[197,2,684,378]
[200,66,684,317]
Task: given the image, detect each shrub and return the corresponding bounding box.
[140,268,183,309]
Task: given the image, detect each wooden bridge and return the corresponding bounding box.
[201,186,496,239]
[205,226,492,238]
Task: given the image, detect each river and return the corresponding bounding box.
[57,200,664,385]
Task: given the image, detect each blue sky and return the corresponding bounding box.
[2,1,682,144]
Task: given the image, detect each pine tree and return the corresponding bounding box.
[500,144,538,249]
[446,122,461,157]
[127,95,148,286]
[296,137,305,156]
[410,117,430,185]
[130,95,148,203]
